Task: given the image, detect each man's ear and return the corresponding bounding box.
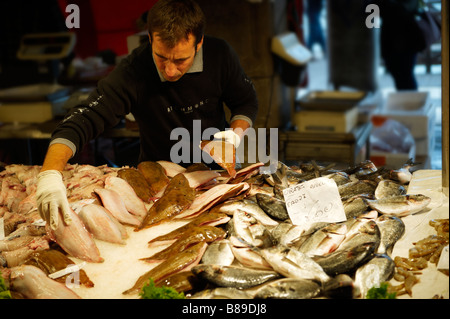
[196,36,204,52]
[148,32,152,44]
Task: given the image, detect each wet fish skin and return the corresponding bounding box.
[343,195,370,219]
[325,171,351,186]
[374,180,406,199]
[297,223,348,257]
[155,271,205,294]
[137,161,170,196]
[201,239,235,266]
[337,219,381,253]
[338,180,378,201]
[254,278,321,299]
[313,242,377,276]
[123,242,207,295]
[233,209,275,248]
[117,168,153,203]
[256,193,289,221]
[190,287,253,299]
[215,199,279,227]
[375,215,405,254]
[191,264,281,289]
[354,253,396,298]
[93,188,141,226]
[365,194,431,217]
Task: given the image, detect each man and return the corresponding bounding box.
[36,0,258,229]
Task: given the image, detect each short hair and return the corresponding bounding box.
[147,0,206,48]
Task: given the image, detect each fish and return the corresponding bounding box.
[338,180,378,201]
[365,194,431,217]
[93,188,141,226]
[200,140,237,178]
[191,264,281,289]
[123,241,208,295]
[141,226,226,263]
[215,199,279,227]
[256,245,330,282]
[374,180,406,199]
[271,222,297,246]
[104,176,147,219]
[321,274,356,299]
[117,168,153,203]
[201,239,235,266]
[297,223,348,256]
[78,203,127,244]
[1,236,50,267]
[337,219,381,252]
[137,161,170,196]
[232,209,275,248]
[156,160,187,177]
[155,270,205,294]
[9,265,81,299]
[182,170,220,189]
[313,242,377,276]
[256,193,289,221]
[325,171,351,186]
[46,208,103,263]
[190,287,253,299]
[254,278,321,299]
[387,159,417,185]
[375,215,405,254]
[230,245,273,270]
[354,253,396,298]
[24,249,94,288]
[148,211,230,246]
[343,195,370,219]
[138,173,196,229]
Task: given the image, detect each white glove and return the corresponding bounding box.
[36,170,72,230]
[213,130,241,148]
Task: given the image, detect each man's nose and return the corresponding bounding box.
[165,62,177,77]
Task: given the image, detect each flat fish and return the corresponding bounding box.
[117,168,153,203]
[104,176,147,219]
[191,264,281,289]
[155,271,205,294]
[10,265,81,299]
[365,194,431,217]
[138,173,196,229]
[78,203,127,244]
[123,242,207,295]
[93,188,141,226]
[200,140,237,178]
[156,160,186,177]
[137,161,170,196]
[46,208,103,263]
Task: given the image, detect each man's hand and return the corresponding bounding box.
[36,170,72,230]
[213,130,241,148]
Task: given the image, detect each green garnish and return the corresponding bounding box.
[0,271,12,299]
[366,282,396,299]
[140,278,185,299]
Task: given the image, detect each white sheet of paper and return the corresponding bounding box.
[283,177,347,227]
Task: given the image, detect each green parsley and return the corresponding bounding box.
[0,271,12,299]
[140,278,185,299]
[366,282,396,299]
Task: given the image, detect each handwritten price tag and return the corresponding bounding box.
[282,177,346,227]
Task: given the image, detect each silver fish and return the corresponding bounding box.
[374,180,406,199]
[313,242,377,276]
[232,209,274,248]
[297,223,348,257]
[257,245,330,282]
[218,199,279,227]
[375,215,405,255]
[191,264,281,289]
[365,194,431,217]
[354,253,396,298]
[256,193,289,221]
[325,171,351,186]
[201,239,235,266]
[254,278,321,299]
[190,287,253,299]
[337,219,381,252]
[230,246,273,270]
[343,195,370,219]
[338,180,378,201]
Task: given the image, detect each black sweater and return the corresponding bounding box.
[51,36,258,165]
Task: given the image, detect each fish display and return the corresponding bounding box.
[0,159,436,299]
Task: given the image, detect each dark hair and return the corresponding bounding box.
[147,0,206,48]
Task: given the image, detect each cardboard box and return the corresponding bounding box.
[370,144,416,169]
[294,106,359,133]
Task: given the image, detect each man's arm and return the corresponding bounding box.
[40,143,73,172]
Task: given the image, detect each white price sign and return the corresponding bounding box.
[282,177,347,226]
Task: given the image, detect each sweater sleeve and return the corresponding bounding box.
[50,60,137,156]
[220,41,258,127]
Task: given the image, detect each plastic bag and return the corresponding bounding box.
[370,118,415,153]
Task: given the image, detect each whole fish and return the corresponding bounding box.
[141,226,226,263]
[338,180,378,201]
[343,195,370,219]
[375,215,405,254]
[190,287,253,299]
[365,194,431,217]
[191,264,281,289]
[46,208,103,263]
[232,209,274,248]
[297,223,348,257]
[216,199,279,227]
[156,160,187,177]
[354,253,395,298]
[155,271,205,294]
[123,242,207,295]
[387,159,416,184]
[257,245,330,282]
[137,161,170,196]
[271,222,297,245]
[93,188,141,226]
[104,176,147,219]
[78,203,128,244]
[201,239,235,266]
[230,246,273,270]
[9,265,81,299]
[337,219,381,252]
[117,168,153,202]
[325,171,351,186]
[254,278,321,299]
[374,180,406,199]
[313,242,377,276]
[138,173,196,229]
[256,193,289,221]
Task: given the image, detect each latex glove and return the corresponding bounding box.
[213,130,241,148]
[36,170,72,230]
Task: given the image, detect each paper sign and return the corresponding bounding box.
[282,177,346,226]
[437,245,449,270]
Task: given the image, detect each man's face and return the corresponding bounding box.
[150,32,203,82]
